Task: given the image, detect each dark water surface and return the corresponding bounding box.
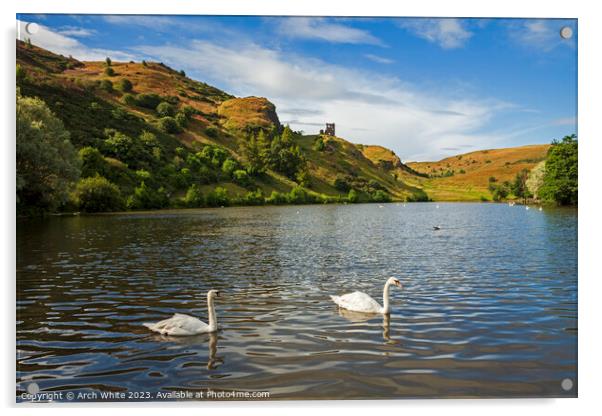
[16,203,577,400]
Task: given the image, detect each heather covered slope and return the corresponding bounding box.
[16,40,426,212]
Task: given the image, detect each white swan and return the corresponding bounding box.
[143,290,220,335]
[330,277,402,314]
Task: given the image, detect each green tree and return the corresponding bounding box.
[105,56,112,67]
[268,126,306,180]
[75,175,124,212]
[539,135,578,205]
[511,168,532,204]
[233,169,250,187]
[16,91,80,213]
[370,190,391,203]
[242,130,269,175]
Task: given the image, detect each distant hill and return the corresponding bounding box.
[406,144,550,201]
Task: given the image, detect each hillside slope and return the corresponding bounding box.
[16,40,425,209]
[406,145,550,201]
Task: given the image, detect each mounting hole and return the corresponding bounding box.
[560,26,573,40]
[25,22,39,35]
[27,382,40,395]
[561,378,574,391]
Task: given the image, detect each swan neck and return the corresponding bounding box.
[207,295,217,331]
[382,281,392,314]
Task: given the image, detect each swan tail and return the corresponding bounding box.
[330,295,342,306]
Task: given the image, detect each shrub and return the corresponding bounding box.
[156,101,175,117]
[233,169,250,187]
[135,93,162,109]
[111,107,129,120]
[105,57,112,67]
[157,116,180,134]
[205,126,218,138]
[334,177,351,193]
[266,191,287,205]
[243,189,264,206]
[104,67,115,76]
[221,159,238,176]
[175,112,188,128]
[75,175,124,212]
[179,70,186,77]
[122,93,137,106]
[79,146,108,178]
[117,78,133,92]
[370,190,391,203]
[127,181,170,210]
[313,137,325,151]
[184,184,204,207]
[206,187,229,207]
[181,105,197,118]
[347,189,359,203]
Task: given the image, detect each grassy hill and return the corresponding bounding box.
[16,40,554,210]
[406,145,550,201]
[16,40,429,212]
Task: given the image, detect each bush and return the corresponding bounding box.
[266,191,288,205]
[370,190,391,203]
[99,79,113,92]
[104,67,115,76]
[184,184,204,207]
[122,93,137,106]
[127,181,170,210]
[242,189,264,205]
[222,159,238,176]
[135,93,162,109]
[233,169,250,187]
[117,78,133,92]
[205,126,218,138]
[75,175,124,212]
[181,105,197,118]
[313,137,325,151]
[156,101,175,117]
[347,189,359,203]
[175,112,188,128]
[334,177,351,193]
[206,187,229,207]
[79,146,108,178]
[157,116,181,134]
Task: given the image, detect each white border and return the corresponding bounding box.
[3,1,601,415]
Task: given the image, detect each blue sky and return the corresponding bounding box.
[17,14,577,161]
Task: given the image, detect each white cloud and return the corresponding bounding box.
[135,39,511,161]
[509,20,575,52]
[276,17,383,46]
[364,54,394,64]
[397,18,472,49]
[57,26,97,37]
[17,20,135,62]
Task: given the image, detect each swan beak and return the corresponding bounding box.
[215,291,220,297]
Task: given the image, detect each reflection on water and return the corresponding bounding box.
[16,203,577,400]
